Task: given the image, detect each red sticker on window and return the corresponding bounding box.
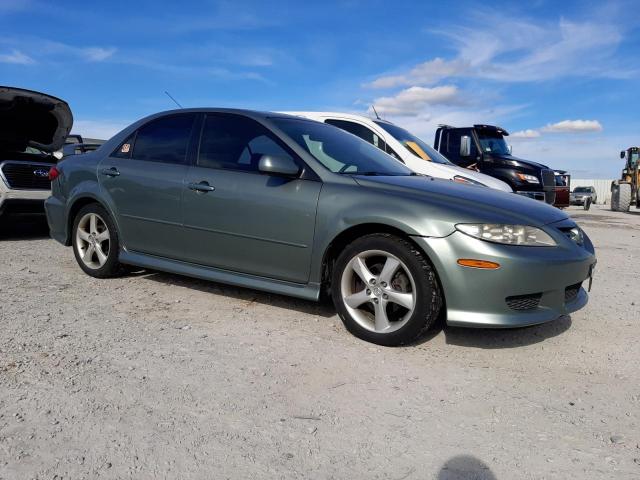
[121,143,130,153]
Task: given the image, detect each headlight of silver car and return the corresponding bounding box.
[455,224,557,247]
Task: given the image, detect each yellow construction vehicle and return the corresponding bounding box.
[611,147,640,212]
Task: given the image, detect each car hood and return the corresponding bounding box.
[487,153,550,170]
[354,174,568,227]
[0,86,73,153]
[437,162,513,192]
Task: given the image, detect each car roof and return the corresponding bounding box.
[144,108,310,122]
[282,111,386,124]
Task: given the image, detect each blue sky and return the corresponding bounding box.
[1,0,639,178]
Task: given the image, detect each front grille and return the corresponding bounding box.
[565,283,582,304]
[506,293,542,311]
[1,162,52,190]
[540,169,555,187]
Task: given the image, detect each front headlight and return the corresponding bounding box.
[453,175,485,187]
[456,224,557,246]
[515,173,540,184]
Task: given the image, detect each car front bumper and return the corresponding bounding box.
[0,182,50,215]
[412,228,596,328]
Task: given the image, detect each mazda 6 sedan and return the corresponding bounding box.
[45,109,596,346]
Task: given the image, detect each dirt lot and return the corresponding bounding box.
[1,205,639,479]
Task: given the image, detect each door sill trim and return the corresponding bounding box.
[119,249,321,301]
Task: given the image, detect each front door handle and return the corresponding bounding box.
[101,167,120,177]
[188,181,215,193]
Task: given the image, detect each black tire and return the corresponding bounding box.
[611,185,620,211]
[618,183,632,212]
[331,233,442,346]
[71,203,124,278]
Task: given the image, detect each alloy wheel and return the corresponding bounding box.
[75,212,110,269]
[340,249,416,334]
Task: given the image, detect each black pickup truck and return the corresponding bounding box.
[434,124,556,204]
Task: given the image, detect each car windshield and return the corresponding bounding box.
[574,187,590,193]
[272,118,413,176]
[373,121,452,165]
[477,131,510,156]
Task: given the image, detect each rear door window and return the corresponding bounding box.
[131,114,196,164]
[112,133,136,159]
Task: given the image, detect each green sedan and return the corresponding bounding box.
[45,109,596,346]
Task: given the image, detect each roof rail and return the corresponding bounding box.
[437,124,454,129]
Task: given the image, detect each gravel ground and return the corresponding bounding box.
[1,205,639,479]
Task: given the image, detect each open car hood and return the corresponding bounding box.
[0,86,73,153]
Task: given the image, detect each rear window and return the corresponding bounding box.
[131,114,196,164]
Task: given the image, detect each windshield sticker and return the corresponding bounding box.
[405,141,431,161]
[121,143,131,153]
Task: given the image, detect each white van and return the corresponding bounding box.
[285,112,511,192]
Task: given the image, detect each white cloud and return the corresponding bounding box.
[511,129,541,139]
[367,58,468,89]
[0,49,35,65]
[367,16,628,88]
[0,38,116,64]
[541,119,603,133]
[370,85,463,116]
[82,47,116,62]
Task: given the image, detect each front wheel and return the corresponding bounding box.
[331,234,443,346]
[72,203,124,278]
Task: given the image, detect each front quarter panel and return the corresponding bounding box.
[309,180,459,282]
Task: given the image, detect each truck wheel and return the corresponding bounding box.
[617,183,632,212]
[611,184,620,211]
[72,203,124,278]
[332,233,442,346]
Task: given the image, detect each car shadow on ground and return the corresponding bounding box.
[439,315,573,349]
[136,269,573,347]
[138,269,337,318]
[0,215,50,240]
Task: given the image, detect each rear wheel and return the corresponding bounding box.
[72,203,124,278]
[331,234,442,346]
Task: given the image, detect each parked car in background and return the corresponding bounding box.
[554,171,570,209]
[284,112,512,192]
[434,124,557,204]
[571,186,597,206]
[0,86,72,218]
[46,108,596,346]
[60,135,105,158]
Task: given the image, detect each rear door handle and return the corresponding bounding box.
[101,167,120,177]
[188,181,215,193]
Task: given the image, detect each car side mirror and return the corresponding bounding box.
[460,135,471,157]
[620,150,625,159]
[258,154,300,177]
[508,144,513,155]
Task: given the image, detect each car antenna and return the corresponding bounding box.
[164,91,184,108]
[371,105,381,120]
